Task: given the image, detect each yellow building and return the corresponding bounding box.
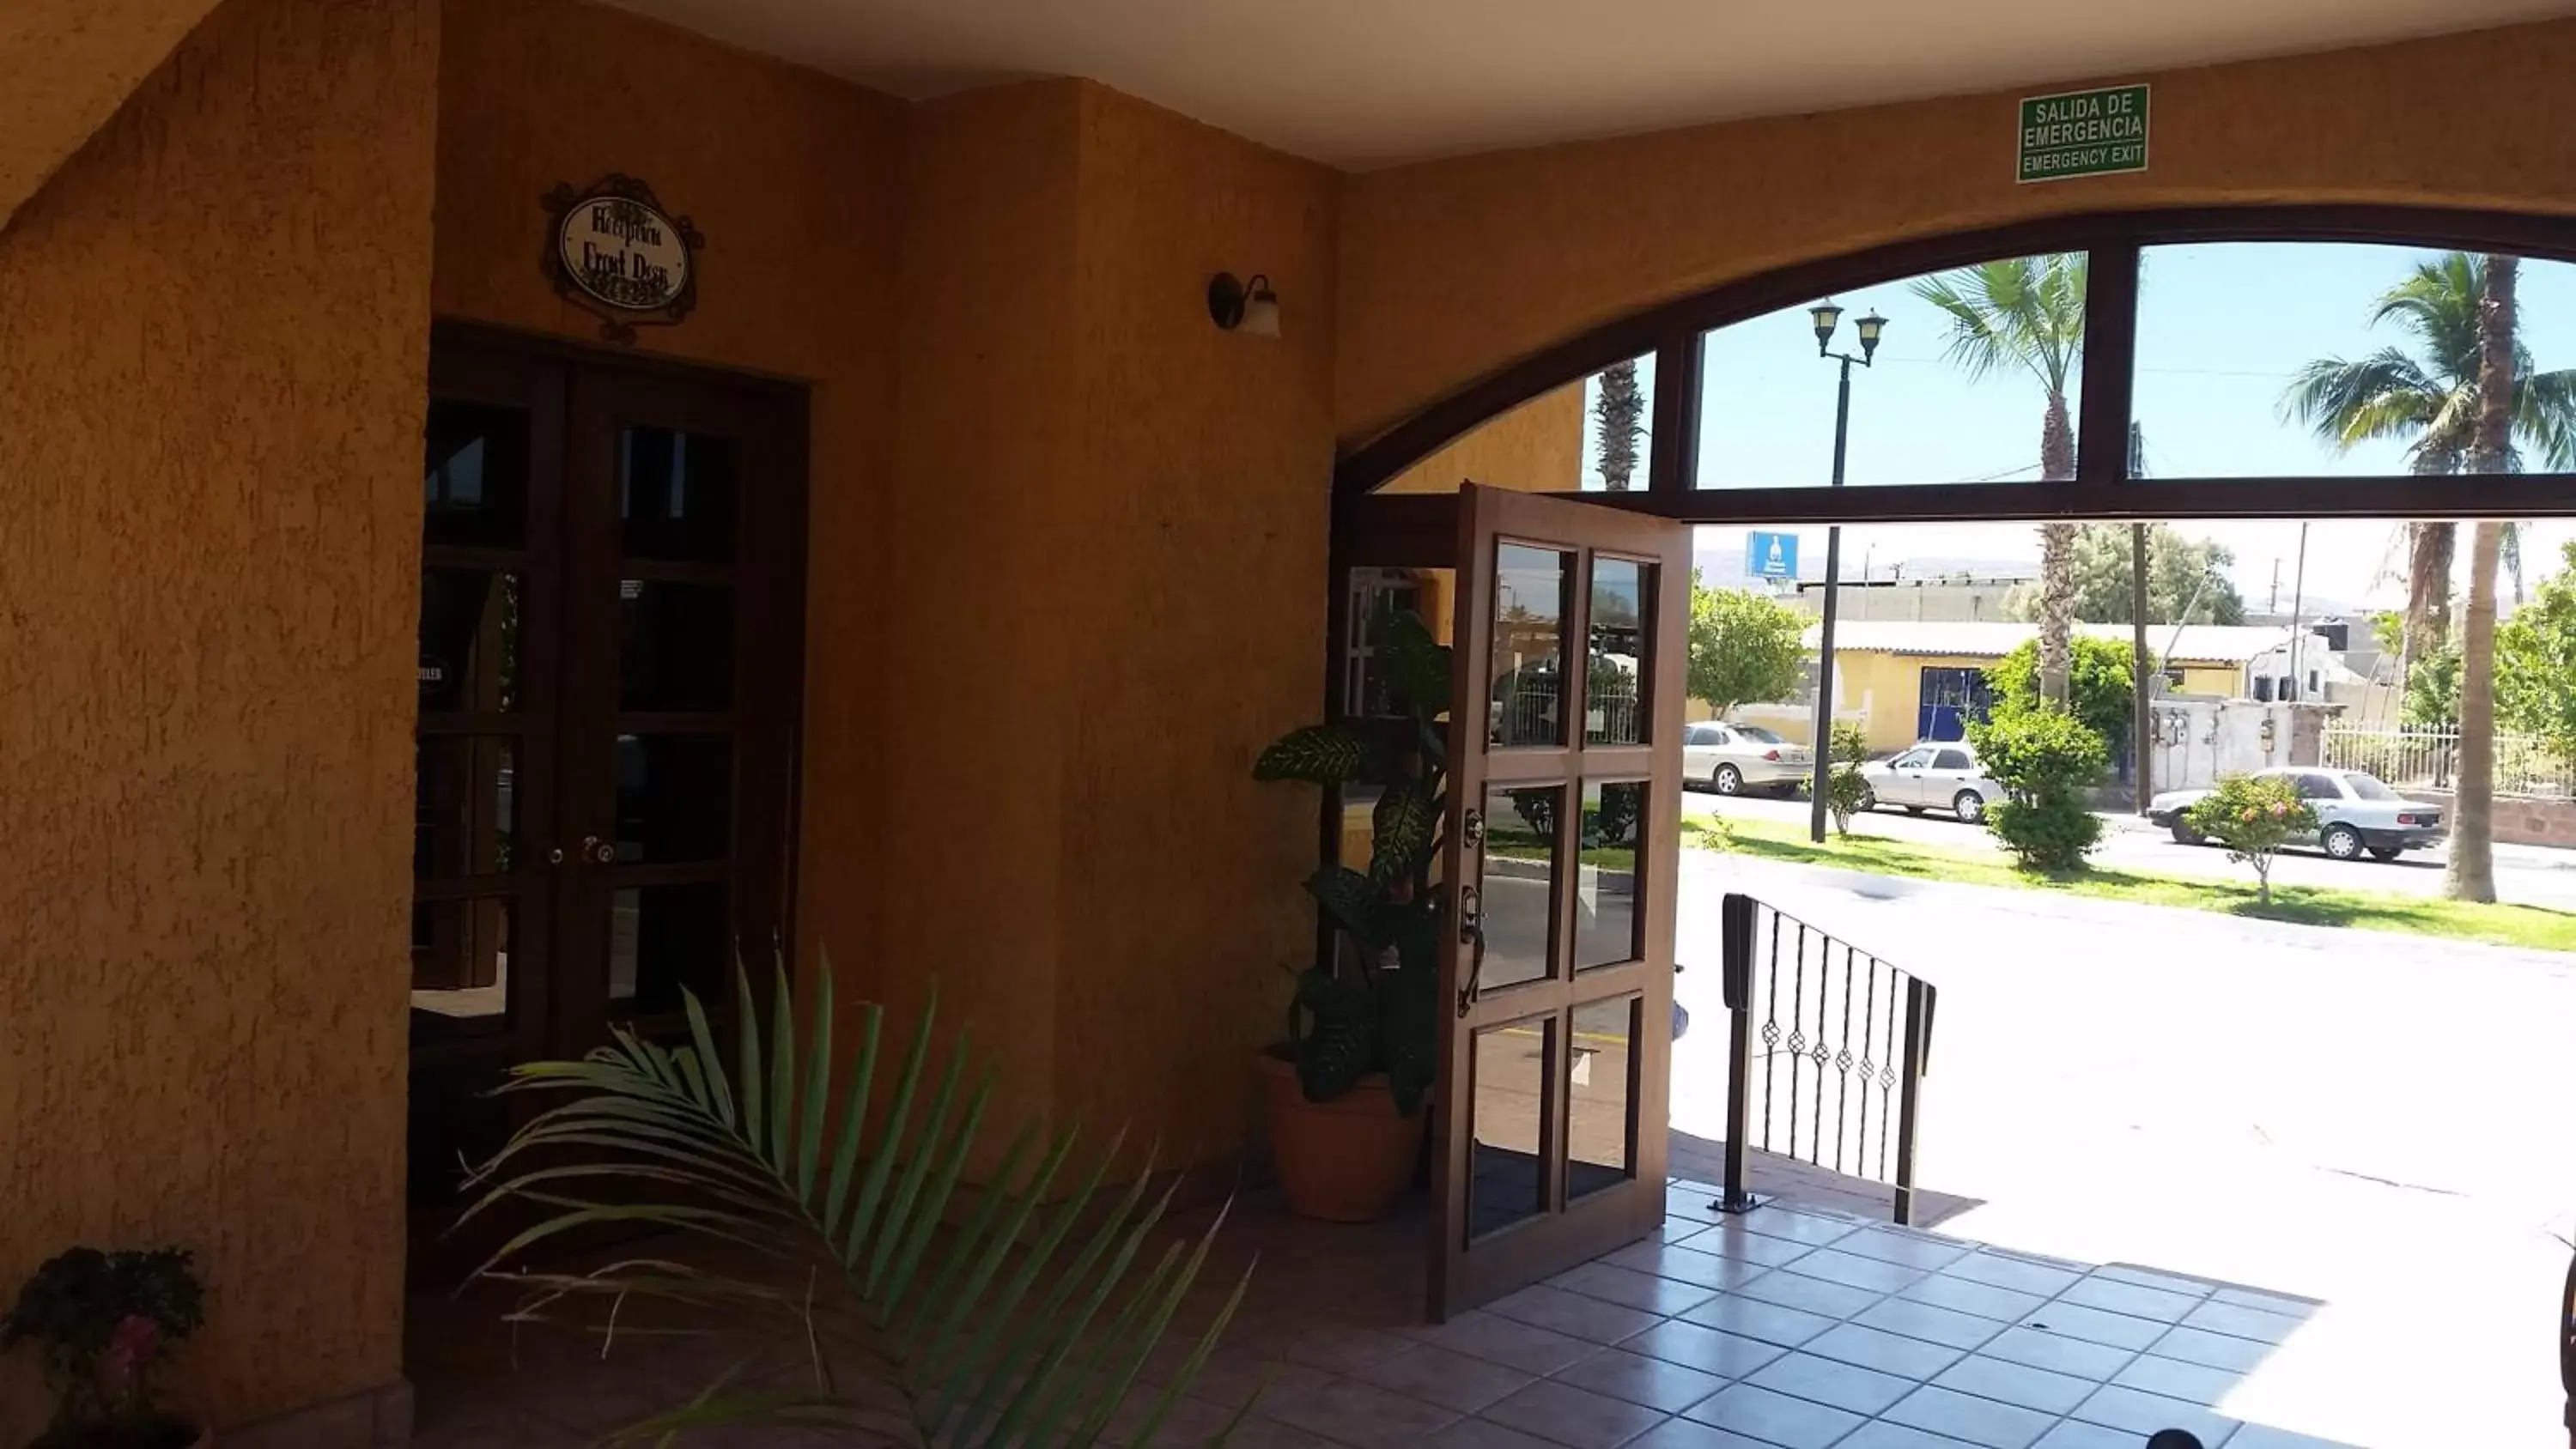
[1817,621,2292,752]
[9,0,2576,1439]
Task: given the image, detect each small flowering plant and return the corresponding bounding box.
[2185,774,2319,906]
[1,1247,205,1448]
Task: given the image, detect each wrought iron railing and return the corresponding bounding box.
[1716,892,1937,1225]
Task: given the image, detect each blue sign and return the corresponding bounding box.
[1747,530,1799,579]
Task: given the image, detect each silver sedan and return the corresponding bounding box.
[1683,722,1813,796]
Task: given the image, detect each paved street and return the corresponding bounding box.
[1677,784,2576,910]
[1664,849,2576,1448]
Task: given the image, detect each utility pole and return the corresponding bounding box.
[2287,523,2311,701]
[2129,422,2153,814]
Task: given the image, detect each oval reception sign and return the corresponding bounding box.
[559,193,689,311]
[543,175,702,343]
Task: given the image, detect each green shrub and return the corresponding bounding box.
[2185,773,2318,906]
[1986,636,2134,752]
[1967,706,2107,871]
[1825,721,1871,834]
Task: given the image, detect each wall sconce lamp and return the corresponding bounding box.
[1208,272,1281,337]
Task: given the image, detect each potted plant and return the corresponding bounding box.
[1249,604,1447,1221]
[2,1247,207,1449]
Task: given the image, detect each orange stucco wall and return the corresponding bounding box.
[0,0,222,235]
[0,0,437,1434]
[1051,82,1337,1163]
[1381,379,1586,494]
[875,78,1336,1163]
[1336,17,2576,446]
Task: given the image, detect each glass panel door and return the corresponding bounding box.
[1433,483,1687,1319]
[556,369,802,1052]
[409,334,805,1253]
[409,348,563,1213]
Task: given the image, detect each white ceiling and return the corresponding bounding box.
[606,0,2576,168]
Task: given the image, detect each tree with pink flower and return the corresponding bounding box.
[2186,774,2320,907]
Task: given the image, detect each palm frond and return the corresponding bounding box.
[1909,254,2084,394]
[462,956,1253,1445]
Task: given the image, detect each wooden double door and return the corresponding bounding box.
[408,330,805,1216]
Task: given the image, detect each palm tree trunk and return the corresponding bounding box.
[2405,521,2456,674]
[2036,390,2078,706]
[2447,253,2516,904]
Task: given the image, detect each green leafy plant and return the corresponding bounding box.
[2186,774,2319,906]
[1687,579,1805,718]
[1968,706,2107,871]
[1253,604,1448,1115]
[2,1247,205,1449]
[1985,636,2135,753]
[1824,722,1870,835]
[461,963,1251,1446]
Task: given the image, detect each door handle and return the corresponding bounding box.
[548,846,566,865]
[1455,884,1485,1017]
[582,834,617,864]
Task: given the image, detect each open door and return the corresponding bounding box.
[1431,483,1690,1318]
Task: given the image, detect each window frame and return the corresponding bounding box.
[1334,205,2576,527]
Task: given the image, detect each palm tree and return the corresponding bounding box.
[2281,252,2576,682]
[1594,359,1645,490]
[2452,256,2519,902]
[1913,255,2087,705]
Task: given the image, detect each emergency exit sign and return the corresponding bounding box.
[2017,84,2148,183]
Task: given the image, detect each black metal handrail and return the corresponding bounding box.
[1716,892,1938,1225]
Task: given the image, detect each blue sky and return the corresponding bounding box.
[1579,241,2576,611]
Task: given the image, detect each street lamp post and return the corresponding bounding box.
[1807,300,1885,842]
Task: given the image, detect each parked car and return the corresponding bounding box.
[1682,721,1812,796]
[1858,742,2002,823]
[2148,767,2446,861]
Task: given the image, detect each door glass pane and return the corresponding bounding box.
[610,881,729,1016]
[1481,783,1560,991]
[423,401,530,549]
[621,427,740,562]
[419,569,520,712]
[410,895,514,1027]
[615,734,732,863]
[1469,1018,1552,1240]
[416,737,516,877]
[620,579,735,712]
[1492,546,1571,747]
[1574,781,1643,970]
[1588,558,1650,745]
[1569,997,1638,1201]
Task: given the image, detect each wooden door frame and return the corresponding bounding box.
[1431,484,1688,1317]
[413,321,811,1107]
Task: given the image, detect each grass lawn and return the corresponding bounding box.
[1688,815,2576,954]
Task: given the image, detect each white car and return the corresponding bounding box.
[1859,743,2002,823]
[1683,721,1813,795]
[2150,767,2447,861]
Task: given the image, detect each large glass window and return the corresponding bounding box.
[2133,243,2576,481]
[1695,254,2087,490]
[1382,354,1656,495]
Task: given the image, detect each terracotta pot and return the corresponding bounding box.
[1255,1048,1426,1222]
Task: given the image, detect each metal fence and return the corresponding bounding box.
[1492,674,1641,746]
[2322,725,2576,799]
[1715,893,1938,1225]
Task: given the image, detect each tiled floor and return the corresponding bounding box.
[411,1175,2349,1449]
